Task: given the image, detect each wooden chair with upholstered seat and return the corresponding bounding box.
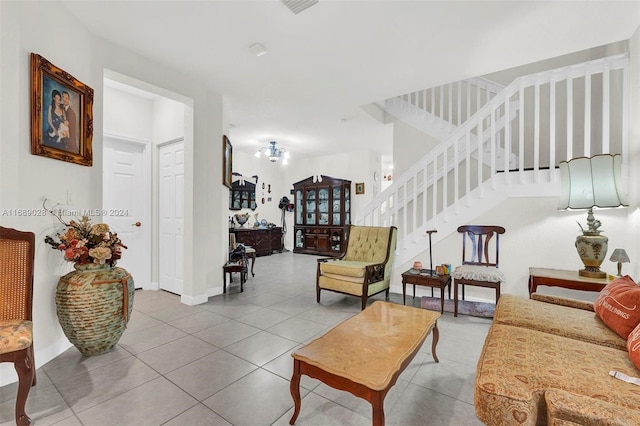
[0,226,36,425]
[452,225,505,317]
[316,225,397,310]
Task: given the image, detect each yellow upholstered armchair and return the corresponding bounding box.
[316,225,397,310]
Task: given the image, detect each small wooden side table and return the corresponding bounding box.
[223,262,244,293]
[401,269,451,313]
[528,267,611,296]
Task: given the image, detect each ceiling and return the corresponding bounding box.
[62,1,640,162]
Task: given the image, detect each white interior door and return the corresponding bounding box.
[103,135,151,289]
[159,141,185,295]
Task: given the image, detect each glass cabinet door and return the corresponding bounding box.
[306,189,316,225]
[318,188,329,225]
[295,189,303,225]
[345,186,350,225]
[332,186,341,225]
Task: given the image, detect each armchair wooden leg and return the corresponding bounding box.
[316,286,321,303]
[385,289,389,300]
[361,295,367,310]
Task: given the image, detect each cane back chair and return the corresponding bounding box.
[0,226,36,425]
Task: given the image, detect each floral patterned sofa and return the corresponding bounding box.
[475,278,640,425]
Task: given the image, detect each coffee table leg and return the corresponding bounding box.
[431,323,440,363]
[289,359,302,425]
[371,392,385,426]
[402,279,406,305]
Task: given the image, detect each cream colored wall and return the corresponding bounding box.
[393,120,440,175]
[231,149,383,251]
[0,1,225,385]
[391,195,633,302]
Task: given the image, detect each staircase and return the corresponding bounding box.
[357,54,630,267]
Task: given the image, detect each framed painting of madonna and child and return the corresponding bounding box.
[30,53,93,166]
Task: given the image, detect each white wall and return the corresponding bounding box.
[230,148,386,251]
[0,1,225,385]
[104,83,187,289]
[387,34,640,302]
[392,120,440,176]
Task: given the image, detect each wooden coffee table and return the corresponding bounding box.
[289,301,440,426]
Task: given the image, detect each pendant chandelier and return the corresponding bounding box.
[255,141,289,164]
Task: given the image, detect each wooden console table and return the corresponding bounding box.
[231,227,283,256]
[528,267,612,296]
[289,302,440,426]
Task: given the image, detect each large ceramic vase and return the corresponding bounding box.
[55,263,135,356]
[575,231,608,278]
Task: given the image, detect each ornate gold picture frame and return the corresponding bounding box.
[30,53,93,166]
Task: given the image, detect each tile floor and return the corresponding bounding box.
[0,252,491,426]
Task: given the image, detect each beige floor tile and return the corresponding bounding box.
[135,335,218,374]
[224,331,298,366]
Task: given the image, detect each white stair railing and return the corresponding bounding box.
[358,54,630,266]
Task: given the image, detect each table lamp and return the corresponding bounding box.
[609,248,630,276]
[558,154,628,278]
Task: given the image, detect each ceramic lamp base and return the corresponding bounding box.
[575,232,608,279]
[578,268,607,278]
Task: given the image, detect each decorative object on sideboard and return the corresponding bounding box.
[255,141,289,164]
[609,248,630,277]
[234,212,250,228]
[44,211,133,356]
[558,154,628,278]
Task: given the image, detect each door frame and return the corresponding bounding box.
[103,133,153,289]
[157,138,185,296]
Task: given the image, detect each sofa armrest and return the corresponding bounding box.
[545,389,640,426]
[530,293,595,312]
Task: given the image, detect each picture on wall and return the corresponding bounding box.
[30,53,94,166]
[355,182,365,194]
[223,135,233,188]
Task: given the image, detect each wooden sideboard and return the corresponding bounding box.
[231,227,283,256]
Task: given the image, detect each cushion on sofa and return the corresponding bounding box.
[594,275,640,339]
[545,389,640,426]
[495,294,627,351]
[475,323,640,426]
[530,293,595,312]
[628,322,640,370]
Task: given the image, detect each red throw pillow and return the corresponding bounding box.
[628,322,640,370]
[595,276,640,339]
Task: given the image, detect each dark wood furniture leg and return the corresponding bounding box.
[431,322,440,363]
[454,280,459,317]
[14,347,35,426]
[248,252,255,276]
[402,277,407,305]
[289,359,302,425]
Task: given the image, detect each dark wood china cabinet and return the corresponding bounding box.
[293,175,351,256]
